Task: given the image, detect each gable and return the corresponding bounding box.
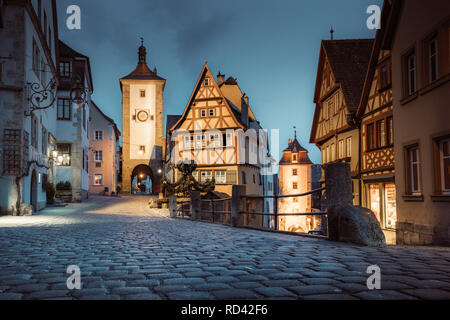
[171,64,244,133]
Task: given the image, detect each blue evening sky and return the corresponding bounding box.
[57,0,382,164]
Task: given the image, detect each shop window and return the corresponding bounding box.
[369,184,381,222]
[384,183,397,228]
[56,144,71,166]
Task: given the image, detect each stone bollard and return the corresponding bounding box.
[231,185,246,227]
[169,196,177,218]
[191,191,201,221]
[324,162,353,209]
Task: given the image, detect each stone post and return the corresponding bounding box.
[191,191,201,221]
[324,162,353,241]
[324,162,353,209]
[169,196,177,218]
[231,185,246,227]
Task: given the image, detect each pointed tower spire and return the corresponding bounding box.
[330,26,334,40]
[294,126,297,140]
[138,37,147,64]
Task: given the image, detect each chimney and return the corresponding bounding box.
[217,72,225,86]
[241,95,249,128]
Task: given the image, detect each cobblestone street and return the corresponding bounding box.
[0,195,449,300]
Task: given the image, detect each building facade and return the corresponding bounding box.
[310,39,373,207]
[89,102,121,196]
[120,41,165,195]
[0,0,58,214]
[167,63,269,200]
[356,13,397,243]
[54,40,93,202]
[385,0,450,245]
[278,135,314,232]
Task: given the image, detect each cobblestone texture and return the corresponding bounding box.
[0,195,449,300]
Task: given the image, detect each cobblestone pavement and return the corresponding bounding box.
[0,195,449,300]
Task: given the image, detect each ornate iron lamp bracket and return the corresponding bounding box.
[25,77,58,116]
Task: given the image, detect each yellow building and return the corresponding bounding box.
[119,40,165,194]
[167,63,268,198]
[278,135,314,232]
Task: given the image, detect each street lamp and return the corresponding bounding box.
[70,77,89,106]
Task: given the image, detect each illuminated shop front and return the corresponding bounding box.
[367,182,397,229]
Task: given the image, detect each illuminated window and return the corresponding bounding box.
[139,146,145,155]
[369,184,381,222]
[94,174,103,186]
[57,144,71,166]
[384,183,397,228]
[215,171,226,184]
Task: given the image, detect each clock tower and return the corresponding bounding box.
[120,40,165,194]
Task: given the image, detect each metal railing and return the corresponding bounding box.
[200,198,232,225]
[240,187,327,237]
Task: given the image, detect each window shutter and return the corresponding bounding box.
[227,170,236,184]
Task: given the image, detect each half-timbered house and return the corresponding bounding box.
[310,39,374,206]
[356,16,396,243]
[167,63,269,199]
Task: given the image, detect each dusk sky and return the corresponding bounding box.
[57,0,382,164]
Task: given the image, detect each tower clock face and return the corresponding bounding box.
[136,110,149,122]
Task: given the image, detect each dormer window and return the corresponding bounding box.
[292,153,298,163]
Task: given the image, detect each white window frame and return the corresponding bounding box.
[407,53,416,95]
[200,109,206,118]
[209,108,215,117]
[439,138,450,194]
[338,140,344,159]
[95,150,103,162]
[346,137,352,158]
[94,174,103,186]
[429,37,439,83]
[409,147,421,195]
[200,170,212,183]
[215,170,226,184]
[95,130,103,141]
